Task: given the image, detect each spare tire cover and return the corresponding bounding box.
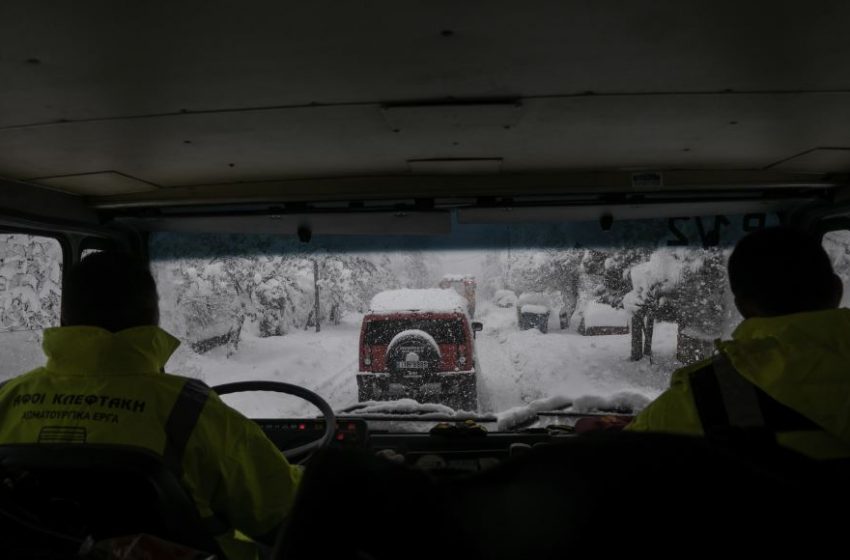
[387,329,442,375]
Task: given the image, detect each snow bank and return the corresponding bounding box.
[370,289,468,314]
[167,319,363,418]
[476,301,517,337]
[582,301,629,328]
[520,304,549,315]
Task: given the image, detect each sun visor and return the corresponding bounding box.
[116,211,451,236]
[458,199,803,224]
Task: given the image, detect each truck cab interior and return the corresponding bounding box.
[2,1,850,558]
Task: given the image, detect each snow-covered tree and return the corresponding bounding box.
[394,252,433,290]
[151,233,407,345]
[0,235,62,331]
[479,251,508,299]
[317,252,398,325]
[674,248,731,363]
[621,246,732,363]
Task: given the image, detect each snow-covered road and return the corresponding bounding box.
[163,303,675,421]
[474,305,672,415]
[167,320,362,418]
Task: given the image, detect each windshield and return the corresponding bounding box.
[149,212,780,430]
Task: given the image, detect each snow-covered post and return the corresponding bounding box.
[629,308,654,362]
[643,311,654,359]
[630,313,645,361]
[560,270,579,329]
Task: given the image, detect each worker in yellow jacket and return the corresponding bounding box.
[627,227,850,460]
[0,252,302,559]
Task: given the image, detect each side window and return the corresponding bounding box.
[0,233,63,380]
[821,230,850,308]
[81,248,102,259]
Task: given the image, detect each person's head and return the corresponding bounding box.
[728,227,842,318]
[61,251,160,331]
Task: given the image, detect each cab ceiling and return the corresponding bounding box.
[2,0,850,207]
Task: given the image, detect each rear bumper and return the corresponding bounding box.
[357,370,475,397]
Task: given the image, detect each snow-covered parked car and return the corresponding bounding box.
[516,292,552,333]
[572,301,630,336]
[493,289,518,308]
[357,288,483,411]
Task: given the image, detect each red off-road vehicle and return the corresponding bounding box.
[357,289,482,411]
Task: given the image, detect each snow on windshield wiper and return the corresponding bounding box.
[495,395,573,431]
[496,392,650,432]
[336,393,649,428]
[339,399,496,423]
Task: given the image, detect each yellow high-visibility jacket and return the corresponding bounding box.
[627,309,850,460]
[0,326,302,559]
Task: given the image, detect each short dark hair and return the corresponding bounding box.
[61,251,159,332]
[728,227,838,316]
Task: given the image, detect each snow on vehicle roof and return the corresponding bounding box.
[520,304,549,315]
[582,301,629,327]
[517,292,551,306]
[369,289,469,314]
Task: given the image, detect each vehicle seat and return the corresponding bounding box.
[0,444,222,558]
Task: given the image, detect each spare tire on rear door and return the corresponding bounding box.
[386,329,441,376]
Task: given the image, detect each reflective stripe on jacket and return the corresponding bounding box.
[627,308,850,460]
[0,325,302,559]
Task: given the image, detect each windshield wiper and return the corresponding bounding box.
[339,402,496,423]
[535,410,634,419]
[338,400,634,428]
[336,413,498,423]
[497,400,637,432]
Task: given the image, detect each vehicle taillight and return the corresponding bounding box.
[364,347,372,368]
[458,355,467,365]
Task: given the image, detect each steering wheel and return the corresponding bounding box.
[212,381,336,462]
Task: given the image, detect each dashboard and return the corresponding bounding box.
[254,418,577,472]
